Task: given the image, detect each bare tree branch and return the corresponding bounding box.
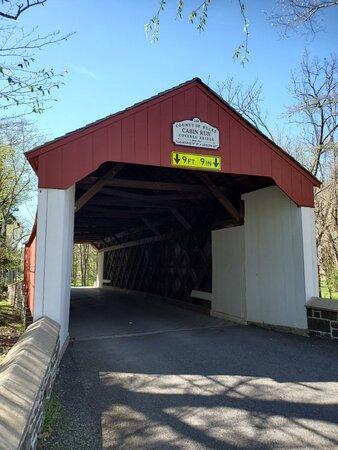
[0,0,46,21]
[287,52,337,178]
[216,77,275,141]
[269,0,338,34]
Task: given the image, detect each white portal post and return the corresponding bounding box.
[300,207,320,302]
[211,226,246,322]
[95,251,104,288]
[243,186,319,331]
[34,185,75,347]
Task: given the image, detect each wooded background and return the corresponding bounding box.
[0,0,337,298]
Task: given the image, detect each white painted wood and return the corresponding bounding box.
[34,186,75,346]
[243,186,314,330]
[211,226,246,322]
[300,207,319,301]
[95,252,104,288]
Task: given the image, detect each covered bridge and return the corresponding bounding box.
[24,78,320,347]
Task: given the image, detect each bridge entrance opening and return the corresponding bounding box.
[24,78,319,347]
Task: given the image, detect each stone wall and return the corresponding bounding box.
[0,317,60,450]
[306,297,338,340]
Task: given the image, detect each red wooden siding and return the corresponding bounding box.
[23,225,36,315]
[26,79,319,207]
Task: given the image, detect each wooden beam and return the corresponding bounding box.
[76,206,168,218]
[76,217,169,243]
[93,188,213,202]
[142,217,160,236]
[103,178,209,192]
[170,208,191,230]
[100,231,184,253]
[74,234,112,243]
[83,196,192,210]
[75,163,124,212]
[109,216,170,241]
[198,174,240,222]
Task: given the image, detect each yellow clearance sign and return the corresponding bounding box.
[171,151,221,171]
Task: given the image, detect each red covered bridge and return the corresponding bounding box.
[24,78,320,346]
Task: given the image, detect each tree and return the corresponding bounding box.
[72,244,98,287]
[145,0,250,64]
[0,1,71,293]
[269,1,338,34]
[287,53,338,297]
[316,168,338,297]
[287,53,337,179]
[146,1,338,63]
[0,1,46,20]
[216,78,275,141]
[215,54,337,297]
[0,0,72,117]
[0,119,39,290]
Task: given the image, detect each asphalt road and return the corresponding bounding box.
[40,288,338,449]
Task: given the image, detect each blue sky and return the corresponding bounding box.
[18,0,338,142]
[17,0,337,226]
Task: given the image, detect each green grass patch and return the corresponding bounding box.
[40,391,60,438]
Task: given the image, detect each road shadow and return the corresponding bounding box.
[40,321,338,449]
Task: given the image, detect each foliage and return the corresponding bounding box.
[72,244,98,287]
[0,121,37,235]
[0,242,21,291]
[145,1,338,63]
[0,119,38,290]
[0,0,70,290]
[215,53,337,299]
[325,268,338,299]
[316,173,338,299]
[0,0,72,117]
[145,0,250,64]
[321,277,338,300]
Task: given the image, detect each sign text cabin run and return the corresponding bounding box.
[173,118,220,150]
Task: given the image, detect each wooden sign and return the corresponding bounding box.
[171,151,221,171]
[172,117,220,149]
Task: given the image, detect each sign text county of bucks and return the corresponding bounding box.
[173,117,219,150]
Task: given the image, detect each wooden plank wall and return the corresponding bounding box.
[103,229,212,305]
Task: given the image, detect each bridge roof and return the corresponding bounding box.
[26,78,319,207]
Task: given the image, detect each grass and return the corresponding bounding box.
[39,391,60,441]
[0,299,25,360]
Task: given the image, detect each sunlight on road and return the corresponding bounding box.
[100,372,338,449]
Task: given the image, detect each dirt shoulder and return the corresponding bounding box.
[0,299,25,361]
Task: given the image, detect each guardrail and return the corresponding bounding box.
[0,317,60,449]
